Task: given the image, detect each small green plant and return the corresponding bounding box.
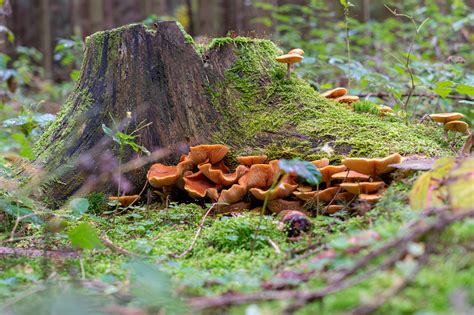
[352,100,380,115]
[85,192,108,215]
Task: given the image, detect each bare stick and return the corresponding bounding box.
[171,203,216,259]
[101,235,144,257]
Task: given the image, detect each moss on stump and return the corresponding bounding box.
[34,22,451,201]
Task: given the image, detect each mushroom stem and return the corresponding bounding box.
[444,129,449,141]
[286,63,291,79]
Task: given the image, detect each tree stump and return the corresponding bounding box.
[34,21,449,202]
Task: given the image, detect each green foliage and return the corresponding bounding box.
[85,192,108,215]
[68,223,104,250]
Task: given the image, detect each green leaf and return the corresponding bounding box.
[11,133,33,159]
[433,80,455,99]
[69,198,89,218]
[455,84,474,96]
[278,159,322,186]
[70,69,80,81]
[68,223,104,250]
[0,198,42,224]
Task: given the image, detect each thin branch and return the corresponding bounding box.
[171,203,216,259]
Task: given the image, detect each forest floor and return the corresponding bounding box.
[1,171,473,314]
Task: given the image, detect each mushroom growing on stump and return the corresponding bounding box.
[288,48,304,56]
[183,171,218,199]
[340,181,386,195]
[334,95,360,104]
[342,153,402,178]
[188,144,229,165]
[429,112,465,124]
[319,165,348,187]
[275,53,303,79]
[250,182,298,201]
[320,87,347,99]
[198,163,248,186]
[238,164,274,189]
[311,158,330,169]
[236,155,268,166]
[331,170,369,183]
[444,120,470,144]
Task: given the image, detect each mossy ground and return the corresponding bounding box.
[2,181,473,314]
[207,37,453,161]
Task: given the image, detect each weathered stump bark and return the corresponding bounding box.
[35,22,222,200]
[35,21,449,202]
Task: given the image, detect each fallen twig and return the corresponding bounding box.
[101,235,144,257]
[187,208,474,311]
[0,246,81,259]
[171,203,216,259]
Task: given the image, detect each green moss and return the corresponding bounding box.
[208,38,451,161]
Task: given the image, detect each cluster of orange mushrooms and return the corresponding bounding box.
[429,112,470,141]
[146,144,403,216]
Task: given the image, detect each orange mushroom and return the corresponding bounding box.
[188,144,229,165]
[358,193,383,204]
[342,153,402,176]
[215,201,251,214]
[320,87,347,99]
[183,171,218,199]
[429,113,465,124]
[249,182,298,201]
[238,164,274,189]
[311,158,330,168]
[340,181,385,195]
[108,195,141,207]
[293,187,339,203]
[147,163,181,188]
[444,120,469,135]
[334,95,359,104]
[287,48,304,56]
[276,53,304,79]
[331,170,369,182]
[320,165,347,187]
[218,184,247,204]
[198,163,248,186]
[236,155,268,166]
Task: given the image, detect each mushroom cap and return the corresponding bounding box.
[275,53,304,64]
[311,158,330,169]
[342,153,402,176]
[108,195,140,207]
[359,193,383,204]
[324,205,345,214]
[378,105,393,113]
[250,182,298,201]
[320,87,347,99]
[268,199,304,214]
[287,48,304,56]
[218,184,247,204]
[183,171,217,198]
[430,112,465,123]
[293,190,317,201]
[236,155,268,166]
[188,144,229,165]
[334,95,360,104]
[331,170,370,182]
[238,164,274,189]
[320,165,348,183]
[444,120,469,135]
[340,181,385,195]
[147,163,180,188]
[199,163,248,185]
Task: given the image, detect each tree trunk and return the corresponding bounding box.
[35,22,219,201]
[34,21,449,203]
